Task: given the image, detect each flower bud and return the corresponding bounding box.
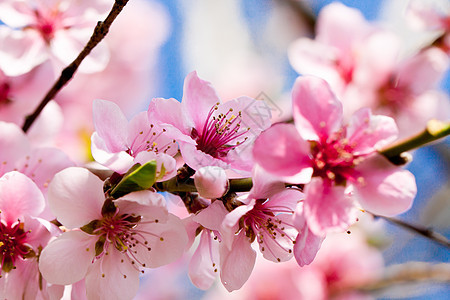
[194,166,228,199]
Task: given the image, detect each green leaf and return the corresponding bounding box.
[110,160,158,198]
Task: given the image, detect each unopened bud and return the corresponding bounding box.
[194,166,228,199]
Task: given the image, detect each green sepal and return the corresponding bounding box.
[110,161,158,199]
[80,219,102,235]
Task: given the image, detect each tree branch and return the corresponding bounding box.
[21,0,130,133]
[373,214,450,249]
[379,119,450,165]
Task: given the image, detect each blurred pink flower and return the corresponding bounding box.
[254,76,416,235]
[204,232,383,300]
[0,0,111,76]
[39,167,188,300]
[289,2,449,136]
[148,71,272,173]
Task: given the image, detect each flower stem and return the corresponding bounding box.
[21,0,130,133]
[379,119,450,165]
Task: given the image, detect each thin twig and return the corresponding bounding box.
[22,0,130,133]
[333,262,450,297]
[373,214,450,249]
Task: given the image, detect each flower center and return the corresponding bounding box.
[127,124,176,156]
[0,220,34,275]
[311,133,360,185]
[29,9,62,44]
[377,77,411,115]
[240,200,295,262]
[81,204,162,277]
[192,103,250,158]
[0,82,11,106]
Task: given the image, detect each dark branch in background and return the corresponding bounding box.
[373,214,450,249]
[21,0,130,133]
[275,0,317,35]
[334,262,450,297]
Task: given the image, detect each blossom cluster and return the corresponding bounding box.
[0,1,448,299]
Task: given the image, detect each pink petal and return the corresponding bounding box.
[127,112,178,157]
[133,214,188,268]
[193,200,229,231]
[85,248,139,300]
[288,38,344,92]
[293,203,324,267]
[253,123,313,183]
[115,191,168,223]
[178,141,230,171]
[182,71,221,132]
[221,200,255,250]
[148,97,192,137]
[0,171,45,224]
[52,29,110,73]
[188,230,220,290]
[249,164,286,199]
[91,132,135,174]
[0,28,47,76]
[15,147,75,192]
[355,155,416,216]
[264,189,302,212]
[219,232,256,292]
[316,2,370,52]
[346,108,398,155]
[0,1,35,27]
[352,30,400,89]
[258,213,296,263]
[292,76,343,141]
[0,121,31,175]
[39,230,95,285]
[47,167,104,229]
[92,99,129,153]
[397,47,449,94]
[304,178,358,235]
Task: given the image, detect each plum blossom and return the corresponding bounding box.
[253,76,417,235]
[91,99,177,178]
[0,0,111,76]
[39,167,188,300]
[0,171,61,300]
[148,71,272,173]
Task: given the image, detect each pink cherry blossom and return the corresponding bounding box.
[210,167,302,291]
[39,167,188,300]
[0,0,111,76]
[91,99,177,178]
[0,121,74,194]
[148,71,272,173]
[253,76,416,235]
[288,2,374,97]
[0,171,59,299]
